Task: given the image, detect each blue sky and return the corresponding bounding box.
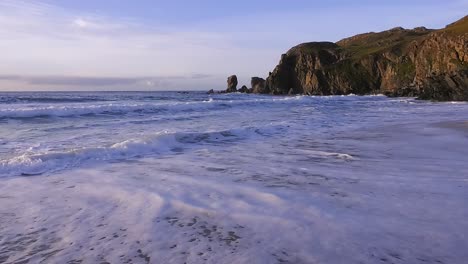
[41,0,463,25]
[0,0,466,91]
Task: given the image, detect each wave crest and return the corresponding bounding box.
[0,96,306,119]
[0,125,283,177]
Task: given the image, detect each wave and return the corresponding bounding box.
[0,101,220,118]
[294,149,357,161]
[447,101,468,105]
[0,93,397,120]
[0,97,108,104]
[0,96,306,119]
[0,125,282,177]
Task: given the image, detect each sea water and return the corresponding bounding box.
[0,91,467,263]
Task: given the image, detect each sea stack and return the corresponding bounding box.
[251,77,267,94]
[226,75,238,93]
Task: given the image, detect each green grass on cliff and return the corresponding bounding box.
[288,42,338,54]
[336,16,467,60]
[337,29,431,59]
[396,60,416,80]
[441,15,468,34]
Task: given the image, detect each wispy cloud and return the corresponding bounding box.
[0,74,214,89]
[0,0,276,90]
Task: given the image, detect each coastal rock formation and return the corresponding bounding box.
[264,16,468,101]
[238,85,249,93]
[251,77,267,94]
[226,75,238,93]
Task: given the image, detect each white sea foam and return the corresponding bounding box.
[0,125,283,177]
[295,149,356,160]
[0,131,175,176]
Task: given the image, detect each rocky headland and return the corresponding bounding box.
[216,16,467,101]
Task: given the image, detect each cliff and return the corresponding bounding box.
[264,16,468,101]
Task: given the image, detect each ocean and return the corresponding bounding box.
[0,91,467,263]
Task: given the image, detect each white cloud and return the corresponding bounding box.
[73,18,89,28]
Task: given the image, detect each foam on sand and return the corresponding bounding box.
[1,153,467,263]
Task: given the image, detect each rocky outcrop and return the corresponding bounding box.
[264,16,468,101]
[238,85,249,93]
[251,77,267,94]
[226,75,238,93]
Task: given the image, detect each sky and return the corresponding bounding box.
[0,0,466,91]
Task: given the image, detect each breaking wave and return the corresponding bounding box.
[0,125,284,177]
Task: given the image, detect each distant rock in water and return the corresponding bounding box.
[251,77,267,94]
[226,75,238,93]
[262,15,468,101]
[207,89,215,94]
[238,85,249,93]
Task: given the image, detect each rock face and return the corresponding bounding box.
[251,77,267,94]
[226,75,238,93]
[264,16,468,101]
